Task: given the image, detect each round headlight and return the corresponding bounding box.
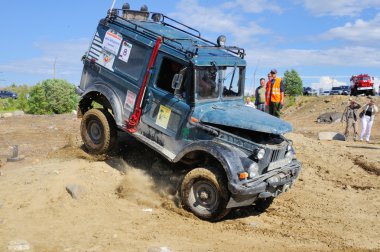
[248,162,259,178]
[256,148,265,160]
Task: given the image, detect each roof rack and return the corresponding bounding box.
[106,9,245,59]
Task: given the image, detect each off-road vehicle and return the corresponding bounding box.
[77,3,301,221]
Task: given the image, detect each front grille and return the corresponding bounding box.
[271,149,280,162]
[270,148,286,162]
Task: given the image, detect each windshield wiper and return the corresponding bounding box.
[229,63,237,91]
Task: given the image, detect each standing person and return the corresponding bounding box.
[245,96,255,108]
[341,98,361,141]
[265,69,284,117]
[267,73,272,82]
[359,97,378,143]
[264,73,273,113]
[255,78,266,111]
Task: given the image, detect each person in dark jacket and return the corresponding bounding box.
[255,78,266,111]
[341,98,361,141]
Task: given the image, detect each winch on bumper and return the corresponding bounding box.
[226,159,301,208]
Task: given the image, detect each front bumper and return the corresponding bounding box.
[226,159,301,208]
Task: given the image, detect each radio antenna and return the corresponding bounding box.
[108,0,117,17]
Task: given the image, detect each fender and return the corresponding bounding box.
[174,140,247,183]
[80,82,124,126]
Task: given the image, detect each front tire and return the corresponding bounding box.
[180,167,230,221]
[80,108,117,155]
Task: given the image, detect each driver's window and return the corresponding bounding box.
[156,58,184,94]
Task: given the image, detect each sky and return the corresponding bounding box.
[1,0,380,94]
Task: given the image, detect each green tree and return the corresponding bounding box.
[27,79,79,114]
[283,69,303,96]
[9,84,31,111]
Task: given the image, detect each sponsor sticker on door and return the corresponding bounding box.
[124,90,136,110]
[156,105,172,129]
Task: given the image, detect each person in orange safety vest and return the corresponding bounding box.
[265,69,284,118]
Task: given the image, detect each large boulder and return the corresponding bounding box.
[318,132,346,141]
[317,112,342,123]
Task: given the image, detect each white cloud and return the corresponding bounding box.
[222,0,283,14]
[310,76,347,90]
[244,46,380,70]
[0,39,89,83]
[170,0,270,45]
[320,13,380,44]
[299,0,380,17]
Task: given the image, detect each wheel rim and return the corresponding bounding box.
[191,180,218,210]
[87,119,103,144]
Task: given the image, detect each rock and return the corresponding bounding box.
[13,111,25,116]
[2,113,13,118]
[249,222,258,228]
[148,247,173,252]
[317,112,342,123]
[66,184,85,199]
[7,240,31,251]
[318,132,346,141]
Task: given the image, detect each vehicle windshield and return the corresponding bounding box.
[359,76,370,81]
[332,87,342,90]
[195,65,244,100]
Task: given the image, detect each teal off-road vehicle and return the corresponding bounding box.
[77,3,301,221]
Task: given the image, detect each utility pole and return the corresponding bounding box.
[53,57,57,79]
[252,59,260,96]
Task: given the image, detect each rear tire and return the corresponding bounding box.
[80,108,117,155]
[181,167,230,221]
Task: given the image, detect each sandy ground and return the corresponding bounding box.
[0,96,379,252]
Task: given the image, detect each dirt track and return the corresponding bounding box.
[0,96,379,251]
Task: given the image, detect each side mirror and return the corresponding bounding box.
[171,74,183,90]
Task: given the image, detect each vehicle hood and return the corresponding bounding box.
[193,102,292,134]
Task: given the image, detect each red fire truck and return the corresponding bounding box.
[350,74,375,96]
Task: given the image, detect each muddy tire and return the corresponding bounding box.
[80,108,117,155]
[180,167,230,221]
[254,197,274,212]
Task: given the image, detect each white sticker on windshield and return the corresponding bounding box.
[102,30,122,55]
[118,41,133,63]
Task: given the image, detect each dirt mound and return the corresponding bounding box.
[283,95,379,143]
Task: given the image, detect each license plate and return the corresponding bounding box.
[267,157,291,171]
[357,87,372,90]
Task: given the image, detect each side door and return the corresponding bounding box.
[85,24,151,124]
[140,56,191,153]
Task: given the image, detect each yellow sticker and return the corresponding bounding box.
[156,105,171,129]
